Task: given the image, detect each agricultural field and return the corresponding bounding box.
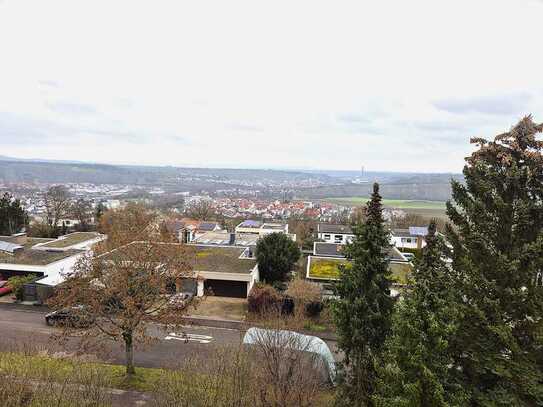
[323,197,449,220]
[324,197,446,209]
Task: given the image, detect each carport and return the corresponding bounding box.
[190,245,259,298]
[204,279,248,298]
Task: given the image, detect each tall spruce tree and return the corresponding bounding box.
[374,221,466,407]
[332,183,394,406]
[446,116,543,405]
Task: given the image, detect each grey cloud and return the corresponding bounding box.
[38,80,61,88]
[81,128,146,143]
[336,113,383,134]
[229,123,265,133]
[47,101,98,115]
[115,98,134,109]
[0,112,71,145]
[337,113,372,124]
[168,135,192,145]
[408,119,478,136]
[433,92,532,115]
[0,111,151,146]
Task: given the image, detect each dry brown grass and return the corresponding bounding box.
[151,342,333,407]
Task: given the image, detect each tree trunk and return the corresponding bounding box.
[123,331,135,376]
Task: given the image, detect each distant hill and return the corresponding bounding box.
[0,159,333,186]
[0,156,462,201]
[0,155,88,165]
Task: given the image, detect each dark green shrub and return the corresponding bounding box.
[305,301,324,317]
[256,233,301,283]
[7,275,36,301]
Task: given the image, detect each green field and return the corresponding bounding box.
[324,197,447,210]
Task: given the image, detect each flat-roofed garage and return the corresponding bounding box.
[204,279,247,298]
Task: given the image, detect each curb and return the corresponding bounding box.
[0,302,49,313]
[0,302,338,342]
[183,315,337,342]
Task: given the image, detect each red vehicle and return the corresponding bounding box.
[0,280,12,296]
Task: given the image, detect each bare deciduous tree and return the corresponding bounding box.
[43,185,71,229]
[184,200,216,220]
[246,325,329,407]
[70,198,93,231]
[152,334,330,407]
[49,205,194,377]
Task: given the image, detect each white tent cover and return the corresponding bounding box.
[242,327,336,383]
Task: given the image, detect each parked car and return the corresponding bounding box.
[0,280,12,296]
[168,292,194,309]
[45,306,94,328]
[402,252,415,261]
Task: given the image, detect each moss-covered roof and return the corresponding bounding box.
[190,245,257,274]
[39,232,102,248]
[0,238,83,266]
[307,256,411,284]
[101,243,257,275]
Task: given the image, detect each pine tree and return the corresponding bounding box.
[446,116,543,405]
[332,183,394,406]
[374,221,466,407]
[95,202,105,223]
[0,192,28,235]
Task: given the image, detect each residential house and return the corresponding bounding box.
[165,218,222,243]
[235,220,295,241]
[316,223,354,244]
[306,241,411,296]
[191,230,260,248]
[0,232,106,303]
[190,245,258,298]
[103,242,259,298]
[391,226,428,250]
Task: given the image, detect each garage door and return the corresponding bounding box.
[204,279,247,298]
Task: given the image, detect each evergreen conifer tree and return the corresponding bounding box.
[446,116,543,405]
[333,183,394,406]
[375,221,466,407]
[0,192,28,235]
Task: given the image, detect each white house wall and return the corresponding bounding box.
[318,232,354,245]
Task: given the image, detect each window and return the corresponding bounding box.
[536,271,543,287]
[324,234,331,240]
[334,235,343,243]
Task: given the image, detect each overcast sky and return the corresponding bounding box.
[1,0,542,172]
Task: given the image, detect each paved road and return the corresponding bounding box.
[0,306,338,370]
[0,306,247,369]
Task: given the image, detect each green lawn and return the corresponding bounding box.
[324,197,446,210]
[0,352,164,392]
[0,351,335,406]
